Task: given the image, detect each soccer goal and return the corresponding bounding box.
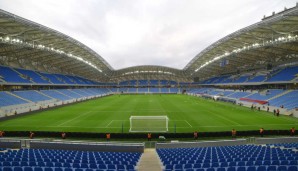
[129,116,169,132]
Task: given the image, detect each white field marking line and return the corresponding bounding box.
[206,110,241,126]
[57,111,93,126]
[105,120,126,128]
[105,120,114,128]
[184,120,193,127]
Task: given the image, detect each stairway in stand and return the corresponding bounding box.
[137,148,163,171]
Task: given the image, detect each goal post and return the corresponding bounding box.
[129,116,169,132]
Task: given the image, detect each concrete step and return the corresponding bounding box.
[138,148,162,171]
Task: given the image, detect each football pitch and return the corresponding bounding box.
[0,94,297,133]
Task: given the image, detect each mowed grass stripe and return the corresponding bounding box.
[0,94,297,133]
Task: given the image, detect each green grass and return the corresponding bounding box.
[0,94,297,133]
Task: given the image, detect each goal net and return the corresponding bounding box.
[129,116,169,132]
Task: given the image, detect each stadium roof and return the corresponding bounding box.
[184,5,298,80]
[0,5,298,82]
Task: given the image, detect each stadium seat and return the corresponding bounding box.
[13,167,22,171]
[288,166,298,171]
[33,168,42,171]
[247,167,257,171]
[3,167,13,171]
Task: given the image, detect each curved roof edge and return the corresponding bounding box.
[0,9,113,71]
[183,4,298,71]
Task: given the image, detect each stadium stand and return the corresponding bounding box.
[160,88,169,93]
[269,90,298,110]
[0,66,31,83]
[138,88,148,93]
[138,80,148,86]
[170,88,179,93]
[149,80,159,86]
[0,65,101,86]
[11,91,52,102]
[157,144,298,171]
[0,92,28,107]
[150,88,160,93]
[267,143,298,149]
[247,75,266,83]
[15,68,50,84]
[0,148,141,171]
[128,88,137,93]
[233,75,249,83]
[245,89,284,101]
[266,66,298,82]
[40,90,72,101]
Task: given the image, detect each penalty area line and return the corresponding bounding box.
[184,120,193,127]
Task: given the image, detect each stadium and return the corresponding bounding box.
[0,1,298,171]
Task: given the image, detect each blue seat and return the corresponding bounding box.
[207,168,215,171]
[288,166,298,171]
[29,162,37,166]
[217,168,226,171]
[64,169,73,171]
[107,164,116,170]
[220,162,228,167]
[237,161,245,166]
[184,164,193,169]
[263,160,271,165]
[165,165,173,170]
[255,161,263,165]
[45,162,54,167]
[229,162,237,167]
[117,165,125,170]
[73,163,81,168]
[185,169,195,171]
[98,164,107,169]
[267,166,276,171]
[90,163,98,169]
[54,163,62,167]
[277,166,287,171]
[24,167,33,171]
[237,167,246,171]
[271,161,279,165]
[126,165,135,170]
[193,163,201,168]
[246,161,254,166]
[289,160,297,165]
[212,163,219,167]
[257,166,266,171]
[3,167,13,171]
[33,167,42,171]
[175,164,183,169]
[3,162,11,166]
[13,167,22,171]
[247,167,257,171]
[280,160,288,165]
[12,161,20,166]
[54,168,63,171]
[37,161,46,167]
[202,163,210,168]
[196,169,205,171]
[227,167,236,171]
[44,168,53,171]
[81,163,89,168]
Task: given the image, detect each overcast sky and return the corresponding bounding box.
[0,0,296,70]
